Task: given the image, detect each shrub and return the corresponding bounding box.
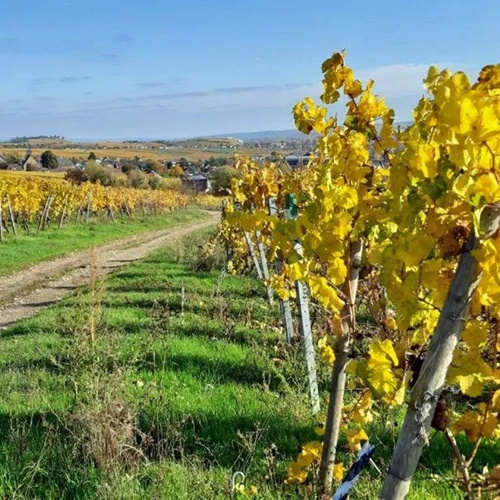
[127,169,149,189]
[170,230,226,272]
[84,161,115,186]
[65,167,87,184]
[41,150,59,169]
[210,166,242,195]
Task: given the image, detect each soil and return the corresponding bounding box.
[0,212,219,329]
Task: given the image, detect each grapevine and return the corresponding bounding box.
[222,52,500,498]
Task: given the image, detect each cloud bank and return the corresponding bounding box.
[0,62,479,140]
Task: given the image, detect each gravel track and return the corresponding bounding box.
[0,212,219,329]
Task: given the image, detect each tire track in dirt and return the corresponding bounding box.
[0,212,219,329]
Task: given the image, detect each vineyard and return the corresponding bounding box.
[1,52,500,500]
[220,52,500,498]
[0,174,223,241]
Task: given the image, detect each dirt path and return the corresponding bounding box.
[0,211,219,329]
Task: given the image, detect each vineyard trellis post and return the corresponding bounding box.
[85,192,92,223]
[243,230,264,280]
[43,195,54,230]
[380,204,500,499]
[255,229,274,306]
[38,195,53,234]
[6,195,17,236]
[0,199,4,242]
[249,201,274,305]
[285,193,320,414]
[268,197,294,343]
[58,194,69,229]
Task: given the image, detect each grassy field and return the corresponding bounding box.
[0,229,497,498]
[0,209,209,276]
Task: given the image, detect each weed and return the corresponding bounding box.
[170,229,226,272]
[67,372,144,472]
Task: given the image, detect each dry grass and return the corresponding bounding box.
[68,381,143,472]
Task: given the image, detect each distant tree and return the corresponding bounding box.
[210,166,242,195]
[121,161,136,174]
[127,169,148,189]
[4,153,22,164]
[40,150,59,169]
[166,160,173,169]
[144,159,160,173]
[178,157,189,168]
[84,161,114,186]
[65,167,87,184]
[171,165,184,177]
[152,163,170,176]
[88,151,97,161]
[148,175,163,190]
[208,156,229,167]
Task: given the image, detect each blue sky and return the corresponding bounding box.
[1,0,499,140]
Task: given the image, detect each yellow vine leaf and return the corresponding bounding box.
[346,428,369,452]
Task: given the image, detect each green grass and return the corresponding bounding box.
[0,208,209,276]
[0,231,498,499]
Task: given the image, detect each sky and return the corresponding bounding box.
[0,0,499,140]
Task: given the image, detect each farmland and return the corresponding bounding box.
[0,140,292,164]
[1,62,500,498]
[3,0,499,497]
[0,170,65,180]
[0,229,488,499]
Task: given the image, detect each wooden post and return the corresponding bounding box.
[268,197,294,343]
[244,231,264,280]
[58,194,69,229]
[0,200,4,242]
[380,205,500,500]
[42,195,54,230]
[285,193,320,414]
[37,196,50,234]
[76,194,86,223]
[23,217,30,235]
[125,203,132,219]
[255,229,274,305]
[6,195,17,236]
[85,193,92,223]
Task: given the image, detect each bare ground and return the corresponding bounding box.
[0,212,219,329]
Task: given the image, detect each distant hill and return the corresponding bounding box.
[206,122,413,142]
[208,129,314,141]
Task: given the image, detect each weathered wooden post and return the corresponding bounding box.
[243,230,264,279]
[285,193,320,414]
[380,204,500,499]
[255,229,274,305]
[234,203,264,280]
[6,195,17,236]
[268,197,294,343]
[58,194,69,229]
[85,192,92,223]
[0,199,4,242]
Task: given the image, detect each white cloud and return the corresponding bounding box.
[0,62,482,139]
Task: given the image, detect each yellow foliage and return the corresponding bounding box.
[346,428,369,452]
